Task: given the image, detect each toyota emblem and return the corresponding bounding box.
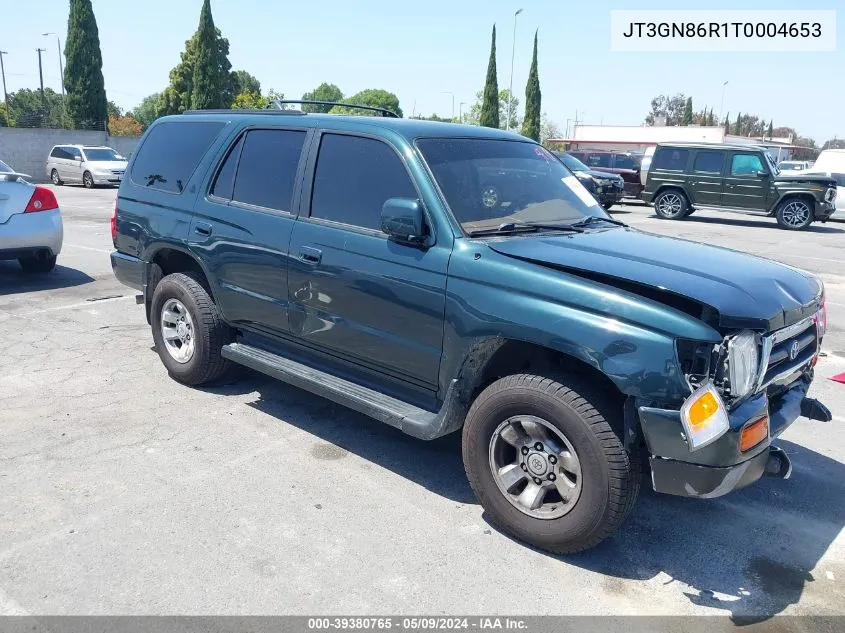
[789,340,800,361]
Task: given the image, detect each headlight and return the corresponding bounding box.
[727,330,759,398]
[680,382,730,450]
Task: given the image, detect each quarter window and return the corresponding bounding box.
[652,148,689,171]
[585,153,612,168]
[693,151,725,173]
[731,154,765,176]
[310,134,416,231]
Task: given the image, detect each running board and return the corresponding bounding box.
[221,342,464,440]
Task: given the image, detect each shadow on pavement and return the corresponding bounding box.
[0,262,95,296]
[211,372,476,504]
[526,439,845,622]
[651,213,845,234]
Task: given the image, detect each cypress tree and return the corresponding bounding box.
[682,97,693,125]
[724,112,730,136]
[521,30,541,141]
[479,25,499,129]
[64,0,107,127]
[734,112,742,135]
[192,0,227,110]
[768,120,774,139]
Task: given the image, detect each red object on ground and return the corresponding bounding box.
[830,372,845,384]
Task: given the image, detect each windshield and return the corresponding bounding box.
[83,148,123,162]
[765,152,780,174]
[0,159,11,173]
[556,152,589,172]
[417,138,604,234]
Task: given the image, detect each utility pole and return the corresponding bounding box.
[459,102,466,123]
[507,8,523,131]
[0,51,9,125]
[36,48,47,112]
[719,80,728,125]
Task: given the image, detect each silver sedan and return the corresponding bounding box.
[0,159,63,273]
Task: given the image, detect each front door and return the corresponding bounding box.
[68,147,85,183]
[689,149,726,206]
[287,131,449,394]
[722,152,770,210]
[189,126,311,336]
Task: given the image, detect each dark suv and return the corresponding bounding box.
[568,150,644,198]
[111,104,831,554]
[554,152,625,210]
[642,142,837,230]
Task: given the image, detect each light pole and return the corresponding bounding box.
[0,51,9,125]
[507,8,523,131]
[442,91,454,121]
[459,101,466,123]
[42,33,65,99]
[719,80,728,125]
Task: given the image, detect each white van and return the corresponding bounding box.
[639,146,655,188]
[805,149,845,214]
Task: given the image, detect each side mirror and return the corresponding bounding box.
[77,156,84,162]
[381,198,427,245]
[757,170,769,178]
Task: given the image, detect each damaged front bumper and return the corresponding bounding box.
[639,375,831,499]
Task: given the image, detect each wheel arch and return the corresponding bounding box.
[143,245,217,324]
[770,191,817,213]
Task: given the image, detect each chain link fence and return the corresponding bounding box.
[8,110,107,132]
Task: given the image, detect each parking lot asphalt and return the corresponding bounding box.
[1,187,844,618]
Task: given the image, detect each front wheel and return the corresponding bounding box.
[653,190,689,220]
[462,373,639,554]
[83,171,94,189]
[776,198,813,230]
[150,272,234,386]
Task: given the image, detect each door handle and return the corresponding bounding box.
[299,246,322,265]
[194,222,213,236]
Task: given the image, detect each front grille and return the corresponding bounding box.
[112,169,125,175]
[756,316,818,392]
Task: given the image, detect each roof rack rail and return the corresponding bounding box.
[268,99,400,118]
[184,108,306,116]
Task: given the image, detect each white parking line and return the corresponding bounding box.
[64,243,112,253]
[7,295,135,318]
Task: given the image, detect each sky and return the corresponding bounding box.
[1,0,842,143]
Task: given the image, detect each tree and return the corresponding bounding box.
[464,89,519,129]
[733,112,741,135]
[412,113,452,122]
[231,89,267,109]
[232,70,261,97]
[128,93,160,128]
[64,0,108,127]
[301,82,344,113]
[521,30,541,141]
[822,138,845,150]
[479,25,499,129]
[108,114,143,137]
[724,112,730,136]
[329,89,402,117]
[157,0,235,116]
[767,121,774,139]
[107,101,122,118]
[6,88,64,127]
[540,113,562,146]
[707,109,715,126]
[682,97,693,125]
[645,93,686,126]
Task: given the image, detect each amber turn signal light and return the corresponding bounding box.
[740,416,769,452]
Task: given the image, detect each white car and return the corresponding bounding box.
[776,160,812,174]
[46,144,128,188]
[0,160,63,273]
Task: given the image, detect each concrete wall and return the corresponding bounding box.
[0,128,141,182]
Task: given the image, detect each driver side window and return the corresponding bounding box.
[730,153,764,176]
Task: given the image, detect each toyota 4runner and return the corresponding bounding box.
[642,142,837,230]
[111,103,832,553]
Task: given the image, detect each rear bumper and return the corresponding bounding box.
[111,250,145,291]
[0,210,63,259]
[640,374,824,498]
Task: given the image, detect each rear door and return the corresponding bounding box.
[189,125,312,336]
[722,151,769,210]
[689,149,726,206]
[286,131,449,398]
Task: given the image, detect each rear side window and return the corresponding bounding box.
[231,129,306,211]
[50,147,67,159]
[130,121,226,193]
[652,148,689,171]
[730,153,764,176]
[210,135,244,200]
[310,134,416,231]
[693,151,725,173]
[613,154,640,170]
[584,153,612,168]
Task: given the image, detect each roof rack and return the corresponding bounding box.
[269,99,400,118]
[184,108,305,116]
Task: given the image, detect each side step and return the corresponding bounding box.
[221,342,464,440]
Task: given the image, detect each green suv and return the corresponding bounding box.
[642,143,837,230]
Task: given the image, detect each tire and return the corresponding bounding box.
[602,203,614,212]
[775,197,813,230]
[462,373,639,554]
[150,271,234,386]
[83,171,94,189]
[19,254,57,273]
[653,189,690,220]
[51,169,63,186]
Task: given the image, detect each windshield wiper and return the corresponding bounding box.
[468,222,585,237]
[567,215,628,229]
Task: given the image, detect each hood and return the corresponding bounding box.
[581,169,623,182]
[87,160,128,172]
[486,228,822,331]
[774,172,836,188]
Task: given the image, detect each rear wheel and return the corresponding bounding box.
[19,253,57,273]
[51,169,63,186]
[653,189,689,220]
[150,272,234,386]
[462,373,639,554]
[776,198,813,230]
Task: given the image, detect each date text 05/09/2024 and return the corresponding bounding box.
[622,22,823,39]
[307,617,528,630]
